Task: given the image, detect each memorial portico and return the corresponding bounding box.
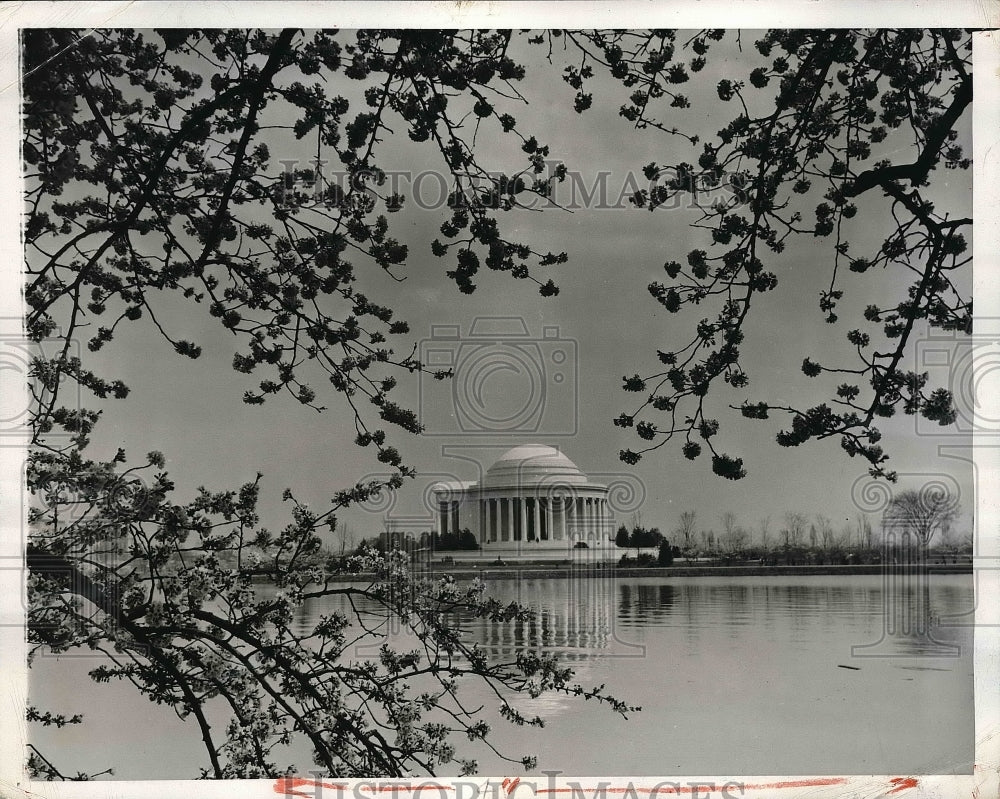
[432,444,614,556]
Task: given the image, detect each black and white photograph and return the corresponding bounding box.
[2,4,998,796]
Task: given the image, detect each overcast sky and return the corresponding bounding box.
[58,29,975,547]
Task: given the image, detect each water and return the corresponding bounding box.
[29,574,974,778]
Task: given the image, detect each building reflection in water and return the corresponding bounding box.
[465,578,687,660]
[291,575,974,664]
[468,575,623,662]
[291,574,633,662]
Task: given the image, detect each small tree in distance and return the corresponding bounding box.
[675,511,698,552]
[882,488,960,549]
[615,524,630,548]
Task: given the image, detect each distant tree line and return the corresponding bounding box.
[660,493,968,566]
[615,524,665,549]
[614,525,679,568]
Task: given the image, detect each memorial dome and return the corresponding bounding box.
[483,444,588,488]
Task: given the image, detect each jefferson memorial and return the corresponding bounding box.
[431,444,615,557]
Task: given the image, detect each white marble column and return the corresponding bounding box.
[544,499,554,542]
[518,496,527,542]
[532,497,541,542]
[439,502,449,537]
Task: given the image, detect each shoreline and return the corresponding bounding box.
[281,562,972,583]
[474,563,972,579]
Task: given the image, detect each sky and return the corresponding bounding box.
[40,28,976,550]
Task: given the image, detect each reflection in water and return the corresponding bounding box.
[30,574,975,777]
[464,576,619,661]
[295,575,975,665]
[630,578,975,657]
[617,582,676,626]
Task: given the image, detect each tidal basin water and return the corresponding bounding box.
[30,574,973,778]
